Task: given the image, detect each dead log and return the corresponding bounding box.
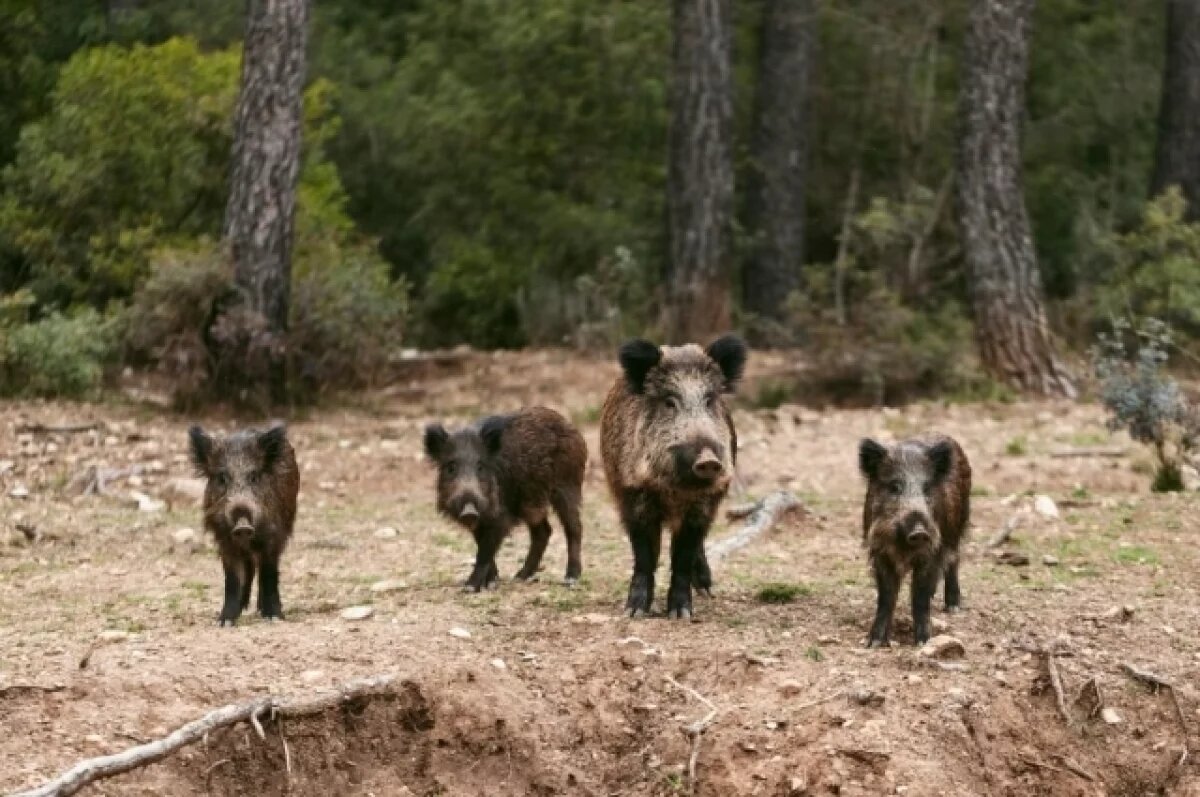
[707,490,802,563]
[10,673,403,797]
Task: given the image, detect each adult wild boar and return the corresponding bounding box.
[858,434,971,647]
[600,335,747,619]
[189,424,300,626]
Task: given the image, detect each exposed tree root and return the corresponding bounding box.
[707,490,802,563]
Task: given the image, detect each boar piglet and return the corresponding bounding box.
[600,334,747,619]
[424,407,587,591]
[189,424,300,626]
[858,434,971,647]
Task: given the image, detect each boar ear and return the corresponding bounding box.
[618,339,661,394]
[479,415,510,455]
[188,425,215,476]
[927,440,953,484]
[258,424,288,468]
[706,334,747,391]
[858,438,887,480]
[424,424,449,461]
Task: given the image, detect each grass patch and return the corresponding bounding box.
[1004,436,1027,456]
[755,582,811,604]
[1114,545,1159,565]
[805,645,823,662]
[570,404,602,426]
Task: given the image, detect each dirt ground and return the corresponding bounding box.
[1,349,1198,797]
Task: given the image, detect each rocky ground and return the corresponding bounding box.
[1,349,1198,796]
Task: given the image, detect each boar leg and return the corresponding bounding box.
[692,546,713,597]
[865,557,900,647]
[258,557,284,620]
[218,552,247,627]
[910,561,939,645]
[466,524,503,592]
[552,487,584,585]
[620,490,663,617]
[515,519,552,582]
[943,554,962,612]
[239,554,255,612]
[667,503,713,620]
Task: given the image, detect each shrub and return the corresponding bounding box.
[1,306,118,398]
[1091,317,1198,491]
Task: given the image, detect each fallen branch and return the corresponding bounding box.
[1044,652,1072,726]
[10,673,404,797]
[1048,447,1128,459]
[0,683,67,700]
[15,423,100,436]
[792,691,844,712]
[707,491,802,563]
[987,511,1024,548]
[665,676,719,795]
[1050,755,1097,783]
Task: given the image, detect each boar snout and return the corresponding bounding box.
[896,510,934,545]
[671,440,725,484]
[447,493,484,529]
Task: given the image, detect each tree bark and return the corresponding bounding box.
[742,0,815,338]
[223,0,310,402]
[957,0,1075,398]
[665,0,735,343]
[1152,0,1200,217]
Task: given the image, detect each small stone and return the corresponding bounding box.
[8,484,29,499]
[1033,495,1059,519]
[572,613,611,625]
[300,669,326,684]
[373,526,399,540]
[779,680,804,698]
[1042,554,1060,566]
[129,491,165,512]
[931,617,949,633]
[448,626,472,640]
[340,605,374,621]
[995,551,1030,566]
[98,630,131,642]
[172,528,197,545]
[947,687,973,707]
[490,658,507,670]
[84,734,105,745]
[789,775,808,795]
[920,635,965,659]
[369,579,407,593]
[850,689,885,707]
[1101,707,1122,725]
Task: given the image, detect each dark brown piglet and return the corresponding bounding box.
[858,434,971,647]
[424,406,587,591]
[189,424,299,626]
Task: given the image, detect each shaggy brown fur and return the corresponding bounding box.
[600,335,747,619]
[858,434,971,646]
[425,406,587,591]
[189,424,300,626]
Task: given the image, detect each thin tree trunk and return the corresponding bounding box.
[665,0,735,343]
[1152,0,1200,218]
[223,0,310,402]
[957,0,1075,398]
[742,0,815,338]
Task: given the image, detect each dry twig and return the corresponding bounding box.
[1122,663,1192,765]
[0,683,67,700]
[10,673,404,797]
[1044,652,1072,726]
[16,422,100,435]
[665,676,719,795]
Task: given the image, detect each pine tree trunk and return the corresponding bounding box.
[1152,0,1200,217]
[957,0,1075,398]
[743,0,814,339]
[223,0,310,402]
[665,0,735,343]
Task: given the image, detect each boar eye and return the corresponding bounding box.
[445,461,458,477]
[887,480,904,495]
[705,392,718,409]
[214,472,230,490]
[476,462,487,477]
[663,395,681,411]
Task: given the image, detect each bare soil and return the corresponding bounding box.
[1,349,1198,796]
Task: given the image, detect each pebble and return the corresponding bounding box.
[920,635,965,660]
[300,669,326,684]
[1033,495,1059,519]
[1042,554,1060,566]
[98,630,131,642]
[490,658,506,670]
[9,484,29,499]
[172,528,197,544]
[1101,707,1122,725]
[373,526,399,540]
[340,605,374,621]
[369,579,407,593]
[448,627,472,640]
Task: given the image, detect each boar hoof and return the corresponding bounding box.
[218,618,237,628]
[944,604,963,614]
[462,582,482,593]
[513,568,537,582]
[563,577,579,588]
[627,607,649,618]
[864,637,890,649]
[667,607,692,620]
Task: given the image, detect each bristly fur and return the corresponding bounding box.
[858,433,971,647]
[426,406,587,590]
[600,334,748,620]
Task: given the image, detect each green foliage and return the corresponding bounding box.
[1097,189,1200,334]
[0,305,117,398]
[755,582,810,604]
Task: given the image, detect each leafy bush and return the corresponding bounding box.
[1,305,118,398]
[1091,317,1198,491]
